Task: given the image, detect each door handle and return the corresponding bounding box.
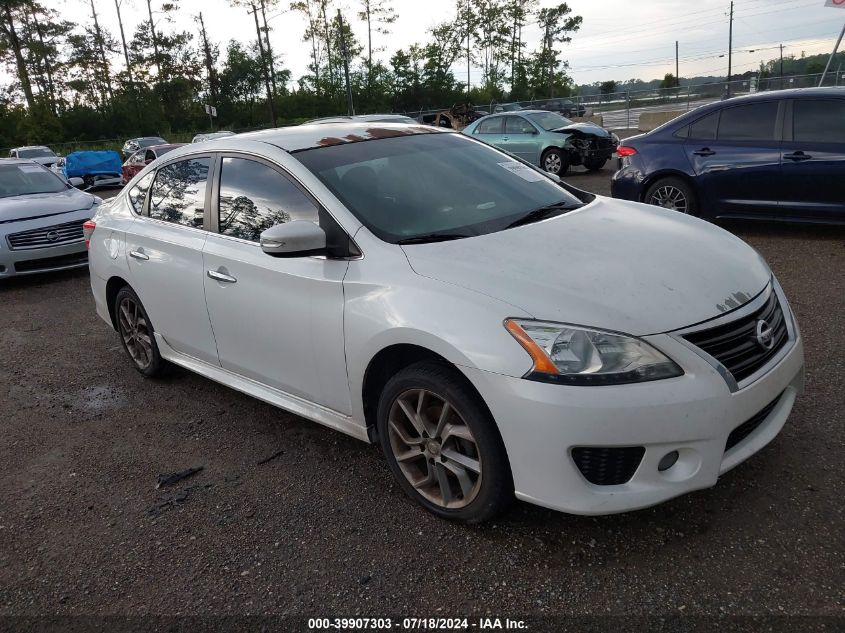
[784,151,812,161]
[693,148,716,156]
[207,269,237,283]
[128,249,149,261]
[502,136,510,141]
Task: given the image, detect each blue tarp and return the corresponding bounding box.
[63,150,122,178]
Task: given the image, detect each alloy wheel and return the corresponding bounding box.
[387,389,482,509]
[118,296,153,370]
[543,153,562,174]
[650,185,688,213]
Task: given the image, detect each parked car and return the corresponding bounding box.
[463,110,617,175]
[8,146,60,169]
[63,150,123,190]
[121,136,168,159]
[492,102,527,113]
[0,159,101,278]
[305,115,417,125]
[418,103,488,130]
[86,123,803,523]
[122,144,185,184]
[611,87,845,223]
[191,131,235,143]
[534,98,586,118]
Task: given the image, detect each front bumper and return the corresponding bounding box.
[461,327,804,515]
[0,209,93,278]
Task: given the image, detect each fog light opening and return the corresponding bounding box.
[658,450,680,472]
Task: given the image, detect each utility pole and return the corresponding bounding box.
[545,24,553,98]
[197,13,219,101]
[249,3,276,125]
[726,0,733,97]
[466,0,471,95]
[114,0,142,127]
[259,0,278,98]
[675,40,679,83]
[780,43,784,90]
[337,9,355,115]
[90,0,114,103]
[819,21,845,87]
[146,0,162,78]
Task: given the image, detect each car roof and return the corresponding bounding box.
[12,145,52,151]
[306,114,416,124]
[147,143,184,151]
[235,122,442,152]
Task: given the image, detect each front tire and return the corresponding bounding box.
[644,177,698,215]
[114,286,166,377]
[376,361,513,523]
[541,148,569,176]
[584,157,607,171]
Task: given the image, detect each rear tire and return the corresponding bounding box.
[541,148,569,176]
[584,157,607,172]
[376,361,513,523]
[644,177,698,216]
[114,286,166,377]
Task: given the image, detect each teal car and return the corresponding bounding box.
[462,110,617,176]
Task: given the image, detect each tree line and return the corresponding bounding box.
[0,0,582,148]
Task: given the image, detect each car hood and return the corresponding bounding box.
[552,122,611,137]
[0,188,94,223]
[401,198,771,336]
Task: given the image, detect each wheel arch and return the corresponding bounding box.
[105,275,131,330]
[640,170,699,204]
[360,343,493,442]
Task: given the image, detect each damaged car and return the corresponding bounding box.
[418,103,488,130]
[463,110,617,176]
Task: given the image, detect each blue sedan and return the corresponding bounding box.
[611,87,845,224]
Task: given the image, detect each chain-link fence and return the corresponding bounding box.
[404,72,845,131]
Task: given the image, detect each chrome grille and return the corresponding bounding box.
[682,290,789,383]
[7,219,86,250]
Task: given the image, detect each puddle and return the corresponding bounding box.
[77,385,127,412]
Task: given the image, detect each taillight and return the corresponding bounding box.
[82,220,96,249]
[617,146,637,157]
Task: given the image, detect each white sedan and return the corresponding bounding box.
[85,123,804,522]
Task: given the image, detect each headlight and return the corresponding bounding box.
[505,319,683,385]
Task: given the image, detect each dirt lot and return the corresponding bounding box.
[1,168,843,627]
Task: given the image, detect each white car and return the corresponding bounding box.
[85,123,804,523]
[8,145,60,169]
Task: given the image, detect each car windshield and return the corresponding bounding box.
[295,132,584,243]
[138,137,166,148]
[0,163,68,198]
[527,112,573,130]
[17,147,56,158]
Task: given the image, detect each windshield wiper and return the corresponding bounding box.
[396,233,470,245]
[505,202,579,229]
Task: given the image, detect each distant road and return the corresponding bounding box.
[597,98,716,130]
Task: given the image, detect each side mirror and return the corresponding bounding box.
[69,177,84,187]
[260,220,326,257]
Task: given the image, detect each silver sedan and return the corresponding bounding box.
[0,159,101,278]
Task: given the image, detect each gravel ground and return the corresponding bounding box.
[0,169,843,627]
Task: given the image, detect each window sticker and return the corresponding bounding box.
[498,162,546,182]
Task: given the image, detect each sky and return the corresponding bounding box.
[6,0,845,90]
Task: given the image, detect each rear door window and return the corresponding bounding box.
[717,102,779,141]
[476,117,504,134]
[128,172,154,214]
[148,157,210,228]
[793,99,845,144]
[688,112,719,140]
